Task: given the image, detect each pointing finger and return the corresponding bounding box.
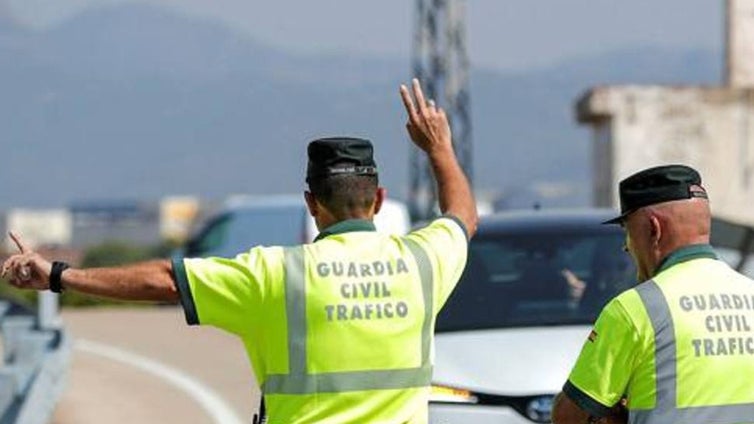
[9,232,29,254]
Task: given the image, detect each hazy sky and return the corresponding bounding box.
[5,0,723,71]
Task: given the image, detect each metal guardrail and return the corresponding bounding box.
[0,299,71,424]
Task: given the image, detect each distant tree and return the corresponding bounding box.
[0,278,37,307]
[81,241,154,267]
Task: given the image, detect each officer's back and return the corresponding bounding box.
[178,81,478,423]
[553,165,754,424]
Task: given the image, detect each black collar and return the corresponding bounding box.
[655,244,718,275]
[314,219,376,242]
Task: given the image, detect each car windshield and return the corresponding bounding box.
[186,206,308,257]
[436,229,636,332]
[226,206,308,248]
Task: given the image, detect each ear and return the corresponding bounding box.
[304,191,318,217]
[374,187,386,215]
[649,214,662,245]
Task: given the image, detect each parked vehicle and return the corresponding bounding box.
[710,216,754,277]
[429,209,635,424]
[182,195,410,258]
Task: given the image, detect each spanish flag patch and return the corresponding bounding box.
[588,330,598,342]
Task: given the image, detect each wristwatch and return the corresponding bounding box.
[49,261,70,293]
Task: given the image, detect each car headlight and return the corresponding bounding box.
[430,386,555,423]
[524,395,554,423]
[429,384,478,404]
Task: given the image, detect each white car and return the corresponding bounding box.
[429,210,635,423]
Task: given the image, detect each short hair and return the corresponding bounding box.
[308,173,378,219]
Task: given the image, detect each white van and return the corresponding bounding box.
[183,195,411,258]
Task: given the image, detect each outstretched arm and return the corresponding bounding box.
[1,232,179,302]
[400,78,478,237]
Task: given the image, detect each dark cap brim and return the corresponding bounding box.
[601,216,623,225]
[601,211,631,225]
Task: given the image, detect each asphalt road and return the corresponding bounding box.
[52,307,260,424]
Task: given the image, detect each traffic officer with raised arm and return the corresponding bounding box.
[1,79,477,424]
[552,165,754,424]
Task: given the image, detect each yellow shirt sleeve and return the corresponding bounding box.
[565,298,639,415]
[172,246,284,337]
[403,215,468,312]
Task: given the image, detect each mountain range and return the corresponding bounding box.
[0,3,722,210]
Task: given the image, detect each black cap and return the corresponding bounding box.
[603,164,708,224]
[306,137,378,183]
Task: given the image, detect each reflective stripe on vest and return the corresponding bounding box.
[262,240,434,395]
[631,280,754,424]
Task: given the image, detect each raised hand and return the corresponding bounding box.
[0,232,52,291]
[399,78,453,155]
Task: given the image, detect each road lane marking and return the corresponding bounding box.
[75,339,245,424]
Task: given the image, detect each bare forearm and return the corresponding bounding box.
[429,145,477,237]
[61,259,179,302]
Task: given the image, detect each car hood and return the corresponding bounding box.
[433,325,591,395]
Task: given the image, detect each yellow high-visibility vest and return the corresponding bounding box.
[173,217,468,423]
[566,244,754,423]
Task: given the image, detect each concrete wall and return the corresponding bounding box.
[578,85,754,226]
[575,0,754,226]
[727,0,754,87]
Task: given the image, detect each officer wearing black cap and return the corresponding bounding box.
[306,136,378,182]
[553,164,754,424]
[1,79,477,424]
[602,164,708,225]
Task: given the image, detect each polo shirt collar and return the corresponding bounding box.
[655,243,718,275]
[314,219,376,242]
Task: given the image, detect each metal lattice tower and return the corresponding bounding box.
[410,0,473,221]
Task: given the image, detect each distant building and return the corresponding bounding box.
[160,196,201,243]
[0,197,213,250]
[1,209,72,251]
[69,200,160,248]
[576,0,754,226]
